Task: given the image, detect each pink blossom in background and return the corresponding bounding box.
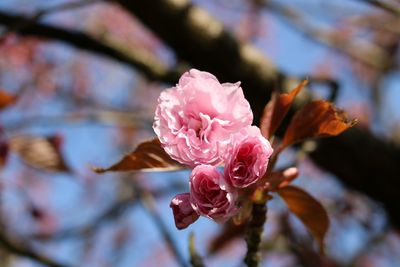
[189,165,237,223]
[224,126,273,188]
[153,69,253,167]
[170,193,199,230]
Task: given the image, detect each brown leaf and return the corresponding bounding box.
[0,90,17,110]
[283,100,357,147]
[9,134,70,172]
[278,185,329,252]
[208,221,247,254]
[261,80,308,139]
[93,138,185,173]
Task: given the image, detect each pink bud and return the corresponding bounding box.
[170,193,199,230]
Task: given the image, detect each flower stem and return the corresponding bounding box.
[244,203,267,267]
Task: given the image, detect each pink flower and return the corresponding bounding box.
[170,193,199,230]
[190,165,237,223]
[153,69,253,167]
[224,126,273,188]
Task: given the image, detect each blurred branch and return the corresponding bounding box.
[189,233,205,267]
[113,0,280,124]
[1,0,103,37]
[264,1,390,70]
[31,195,136,241]
[357,0,400,16]
[135,182,189,267]
[31,180,184,242]
[33,0,104,18]
[281,213,339,267]
[0,231,71,267]
[3,109,153,132]
[0,10,181,83]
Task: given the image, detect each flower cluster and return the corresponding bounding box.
[154,69,273,229]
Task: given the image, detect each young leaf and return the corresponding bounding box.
[9,134,70,172]
[261,80,308,139]
[0,90,16,110]
[93,138,185,173]
[282,100,357,147]
[278,185,329,252]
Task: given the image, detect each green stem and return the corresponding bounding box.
[244,203,267,267]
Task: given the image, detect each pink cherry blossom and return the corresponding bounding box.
[224,126,273,188]
[153,69,253,167]
[189,165,237,223]
[170,193,199,230]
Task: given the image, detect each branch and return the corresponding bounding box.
[31,196,136,241]
[0,231,71,267]
[113,0,280,124]
[264,1,390,70]
[0,10,180,84]
[358,0,400,16]
[134,181,189,267]
[244,203,267,267]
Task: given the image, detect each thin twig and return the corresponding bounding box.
[133,181,189,267]
[31,197,136,241]
[0,231,72,267]
[357,0,400,16]
[0,0,103,43]
[263,1,390,70]
[34,0,104,19]
[189,232,205,267]
[0,11,181,83]
[2,110,152,132]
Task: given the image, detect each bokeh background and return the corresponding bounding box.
[0,0,400,266]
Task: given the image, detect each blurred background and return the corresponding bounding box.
[0,0,399,266]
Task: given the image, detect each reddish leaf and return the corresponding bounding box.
[0,90,16,110]
[261,80,308,139]
[93,138,185,173]
[278,185,329,252]
[9,134,70,172]
[283,100,357,147]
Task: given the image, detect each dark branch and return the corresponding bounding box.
[0,10,180,83]
[113,0,281,124]
[0,231,71,267]
[358,0,400,16]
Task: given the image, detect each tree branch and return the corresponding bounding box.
[113,0,281,124]
[0,10,180,84]
[358,0,400,16]
[0,231,71,267]
[264,1,390,70]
